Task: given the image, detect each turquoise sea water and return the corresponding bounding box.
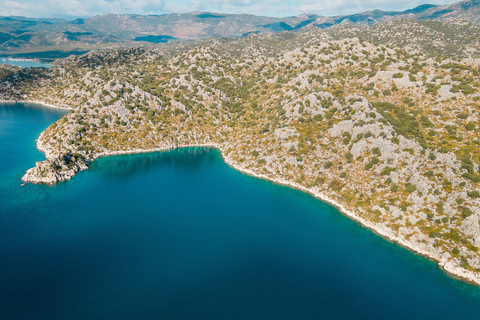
[0,58,52,68]
[1,102,480,319]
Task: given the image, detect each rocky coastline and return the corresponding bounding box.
[4,35,480,288]
[15,98,480,286]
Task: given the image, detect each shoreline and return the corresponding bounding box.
[8,99,480,287]
[220,153,480,287]
[0,99,70,110]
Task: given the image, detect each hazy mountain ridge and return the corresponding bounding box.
[1,0,480,60]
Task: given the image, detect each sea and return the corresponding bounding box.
[1,102,480,320]
[0,58,52,69]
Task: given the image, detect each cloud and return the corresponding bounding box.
[0,0,165,18]
[0,0,458,18]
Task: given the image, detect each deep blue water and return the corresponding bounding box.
[1,102,480,320]
[0,58,52,68]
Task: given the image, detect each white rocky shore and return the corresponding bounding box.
[222,154,480,287]
[5,37,480,288]
[18,99,480,286]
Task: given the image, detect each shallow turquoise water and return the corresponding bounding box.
[1,102,480,319]
[0,58,52,68]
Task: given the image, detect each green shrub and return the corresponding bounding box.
[467,191,480,198]
[465,122,475,131]
[346,152,353,162]
[425,170,434,177]
[380,166,396,175]
[405,183,417,193]
[461,207,473,218]
[391,184,398,192]
[393,73,404,79]
[462,173,480,183]
[436,202,444,214]
[450,230,460,242]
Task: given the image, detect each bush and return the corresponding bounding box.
[380,166,396,175]
[391,184,398,192]
[436,202,444,214]
[461,207,473,218]
[405,183,417,193]
[328,179,343,191]
[324,161,333,169]
[465,122,475,131]
[425,170,434,177]
[450,230,460,242]
[462,173,480,183]
[393,73,404,79]
[452,248,460,255]
[365,157,379,170]
[346,152,353,162]
[467,191,480,198]
[457,113,469,119]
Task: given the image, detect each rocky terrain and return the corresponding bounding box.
[2,15,480,286]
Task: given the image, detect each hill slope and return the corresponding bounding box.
[1,28,480,285]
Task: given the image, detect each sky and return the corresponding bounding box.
[0,0,459,19]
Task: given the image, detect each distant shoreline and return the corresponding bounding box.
[0,58,53,68]
[0,100,69,110]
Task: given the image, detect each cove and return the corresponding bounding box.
[1,102,480,320]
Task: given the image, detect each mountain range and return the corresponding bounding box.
[0,0,480,60]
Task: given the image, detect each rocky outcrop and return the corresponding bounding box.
[22,154,89,184]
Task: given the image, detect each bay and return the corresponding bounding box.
[1,102,480,320]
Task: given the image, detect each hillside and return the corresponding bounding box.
[1,26,480,285]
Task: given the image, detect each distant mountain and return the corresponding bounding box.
[416,0,480,23]
[0,0,479,60]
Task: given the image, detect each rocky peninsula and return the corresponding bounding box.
[1,25,480,285]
